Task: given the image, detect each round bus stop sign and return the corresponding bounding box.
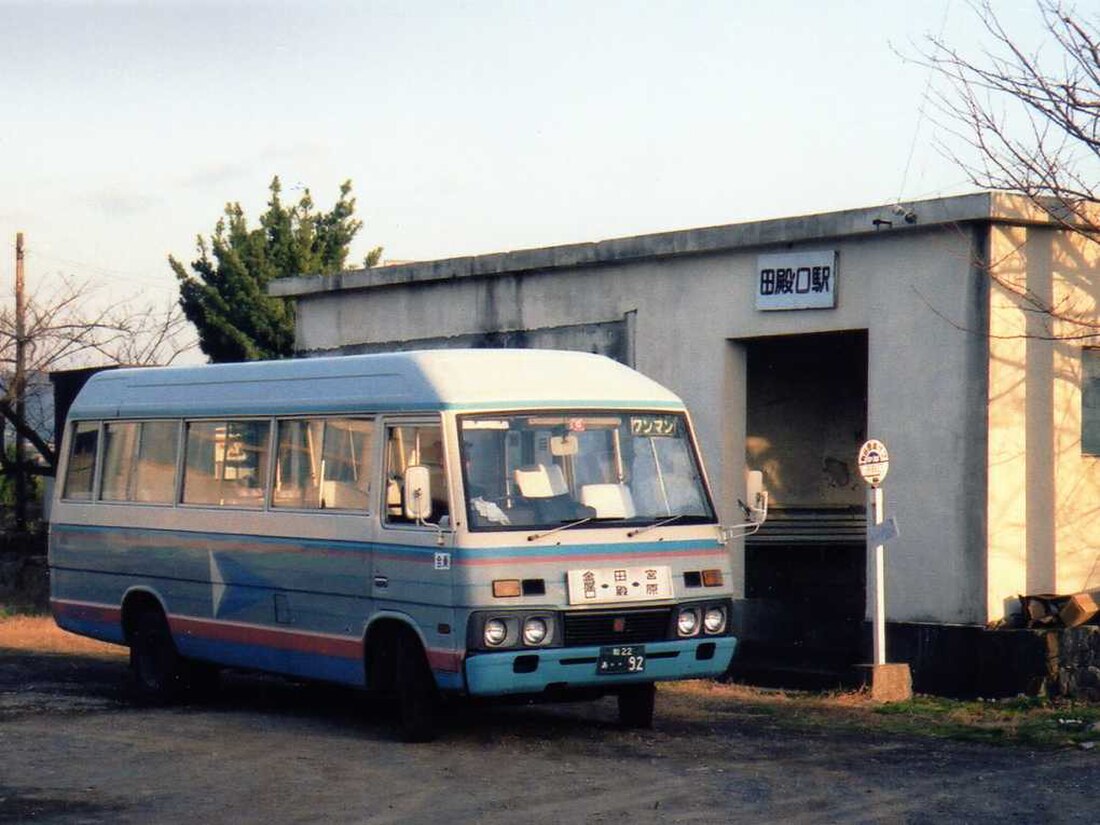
[857,439,889,487]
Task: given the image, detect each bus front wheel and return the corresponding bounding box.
[394,631,441,743]
[617,682,656,728]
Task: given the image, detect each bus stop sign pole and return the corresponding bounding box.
[857,439,910,700]
[857,439,889,666]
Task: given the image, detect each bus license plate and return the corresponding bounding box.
[597,645,646,675]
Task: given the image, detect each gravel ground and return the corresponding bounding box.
[1,646,1099,824]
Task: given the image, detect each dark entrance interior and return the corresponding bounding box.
[732,330,869,687]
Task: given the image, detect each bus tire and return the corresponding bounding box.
[129,606,187,703]
[394,631,440,743]
[617,682,656,729]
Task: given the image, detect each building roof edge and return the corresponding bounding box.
[269,192,1030,298]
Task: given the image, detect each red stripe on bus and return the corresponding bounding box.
[50,599,122,624]
[52,598,462,674]
[426,648,464,672]
[169,615,363,660]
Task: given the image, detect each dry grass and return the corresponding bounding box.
[663,679,1100,749]
[0,613,125,658]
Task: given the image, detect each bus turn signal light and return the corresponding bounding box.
[492,579,522,598]
[701,569,723,587]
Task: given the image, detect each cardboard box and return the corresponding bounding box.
[1059,593,1099,628]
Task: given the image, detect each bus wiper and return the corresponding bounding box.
[626,514,684,538]
[527,516,594,542]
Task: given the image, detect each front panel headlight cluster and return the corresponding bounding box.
[675,601,729,638]
[469,612,557,651]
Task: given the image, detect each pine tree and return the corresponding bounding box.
[172,177,380,362]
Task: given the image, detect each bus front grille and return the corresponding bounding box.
[562,608,672,646]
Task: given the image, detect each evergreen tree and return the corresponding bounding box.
[172,177,381,362]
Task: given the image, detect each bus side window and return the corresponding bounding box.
[274,419,324,509]
[131,421,180,503]
[62,421,99,501]
[384,424,449,526]
[274,418,374,511]
[182,420,270,508]
[101,421,181,504]
[101,422,139,501]
[321,418,373,510]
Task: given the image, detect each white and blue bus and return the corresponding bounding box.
[49,350,764,740]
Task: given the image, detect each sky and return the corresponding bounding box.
[0,0,1051,359]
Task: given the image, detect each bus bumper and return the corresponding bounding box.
[463,636,736,697]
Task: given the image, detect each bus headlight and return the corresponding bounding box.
[522,617,548,646]
[484,618,508,647]
[703,606,727,635]
[677,607,700,637]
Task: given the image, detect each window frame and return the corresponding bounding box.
[178,416,275,512]
[456,408,718,533]
[1084,348,1100,457]
[97,419,183,507]
[271,415,377,514]
[60,420,102,502]
[379,416,451,532]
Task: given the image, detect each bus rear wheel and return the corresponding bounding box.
[129,606,188,703]
[617,682,656,728]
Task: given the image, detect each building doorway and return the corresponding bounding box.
[734,330,869,686]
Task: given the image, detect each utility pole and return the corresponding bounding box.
[14,232,26,531]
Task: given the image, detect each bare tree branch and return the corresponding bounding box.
[0,274,195,473]
[918,1,1100,238]
[908,0,1100,341]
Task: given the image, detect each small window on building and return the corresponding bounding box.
[273,418,374,510]
[62,421,99,500]
[182,420,270,508]
[383,424,449,526]
[1084,349,1100,456]
[101,421,181,503]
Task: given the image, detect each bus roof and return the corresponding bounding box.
[67,350,685,420]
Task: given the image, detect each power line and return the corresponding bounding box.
[896,0,953,206]
[21,248,178,291]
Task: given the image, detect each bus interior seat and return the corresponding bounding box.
[321,480,370,510]
[580,483,636,519]
[513,464,568,498]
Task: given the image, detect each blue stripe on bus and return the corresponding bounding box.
[52,523,723,564]
[176,634,368,687]
[456,539,722,561]
[52,523,374,555]
[176,633,464,691]
[54,614,127,646]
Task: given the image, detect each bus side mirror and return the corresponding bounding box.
[404,465,433,522]
[744,470,768,524]
[721,470,769,544]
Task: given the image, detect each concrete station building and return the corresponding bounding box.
[272,193,1100,693]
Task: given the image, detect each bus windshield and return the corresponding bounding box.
[459,411,715,531]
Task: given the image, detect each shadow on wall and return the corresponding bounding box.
[986,224,1100,618]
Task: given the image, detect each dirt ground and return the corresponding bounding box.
[2,620,1099,824]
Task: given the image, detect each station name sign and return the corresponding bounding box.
[755,250,837,311]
